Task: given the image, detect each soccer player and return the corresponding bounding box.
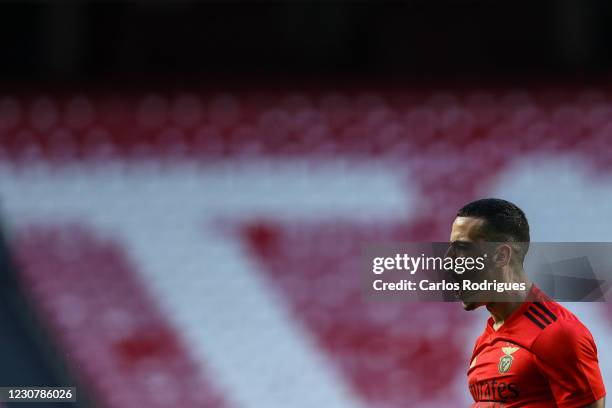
[449,198,606,408]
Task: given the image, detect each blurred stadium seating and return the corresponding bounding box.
[1,88,612,407]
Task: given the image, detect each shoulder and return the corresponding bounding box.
[528,302,605,403]
[530,303,596,361]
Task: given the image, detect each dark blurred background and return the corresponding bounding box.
[2,1,612,86]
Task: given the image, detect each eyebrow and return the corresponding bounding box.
[450,240,471,247]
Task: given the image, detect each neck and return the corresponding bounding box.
[487,267,532,330]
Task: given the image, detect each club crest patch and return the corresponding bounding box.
[498,346,519,373]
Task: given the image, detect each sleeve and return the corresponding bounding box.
[531,320,606,408]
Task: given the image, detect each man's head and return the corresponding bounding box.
[449,198,530,310]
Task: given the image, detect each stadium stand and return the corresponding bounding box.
[0,89,610,160]
[2,89,612,407]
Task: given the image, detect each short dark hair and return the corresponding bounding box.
[457,198,530,260]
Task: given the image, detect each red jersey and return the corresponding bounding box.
[468,285,605,407]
